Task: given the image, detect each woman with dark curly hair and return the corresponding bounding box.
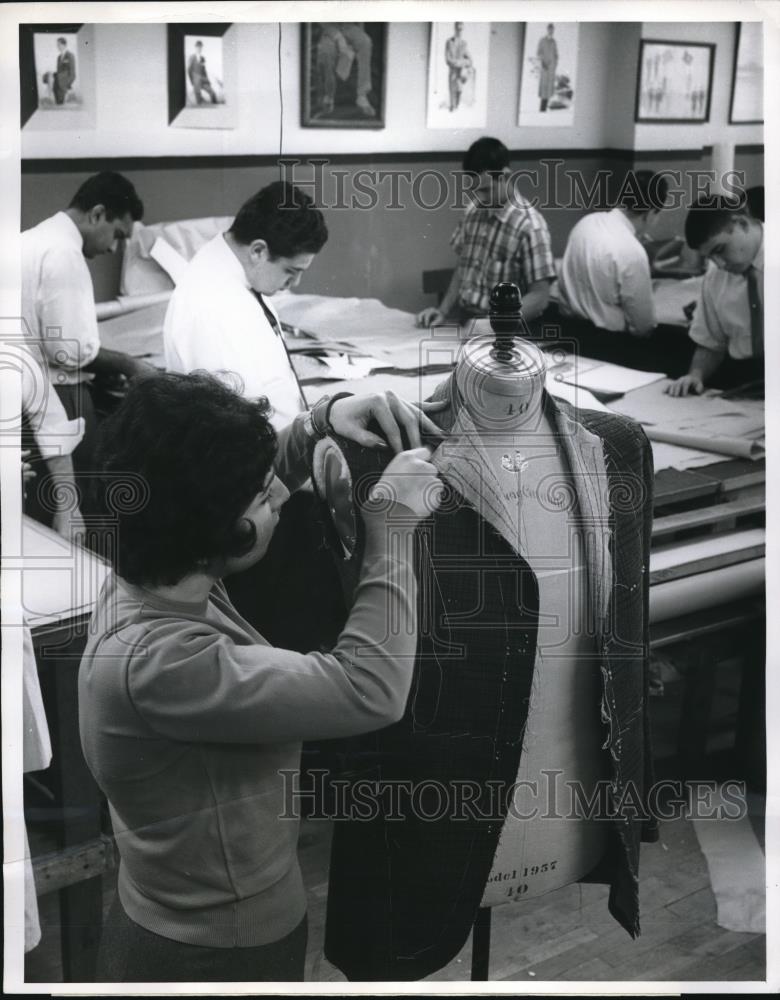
[78,371,441,982]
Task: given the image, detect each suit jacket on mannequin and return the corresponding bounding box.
[314,381,656,982]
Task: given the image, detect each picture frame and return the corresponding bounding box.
[426,21,490,130]
[167,23,238,130]
[19,23,96,131]
[301,23,387,129]
[517,22,579,128]
[634,39,715,124]
[729,22,763,124]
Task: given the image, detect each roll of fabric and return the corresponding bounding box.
[644,425,764,459]
[649,558,764,623]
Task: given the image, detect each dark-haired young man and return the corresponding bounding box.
[416,137,555,328]
[164,181,328,430]
[21,171,155,472]
[557,170,669,338]
[666,196,763,396]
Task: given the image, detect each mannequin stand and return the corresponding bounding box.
[471,907,492,981]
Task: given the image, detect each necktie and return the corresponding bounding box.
[746,265,763,360]
[252,291,308,411]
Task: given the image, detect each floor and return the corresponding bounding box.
[25,801,766,985]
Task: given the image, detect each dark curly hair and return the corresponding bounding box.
[684,193,751,249]
[95,372,278,586]
[228,181,329,258]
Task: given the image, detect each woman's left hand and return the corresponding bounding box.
[329,392,447,452]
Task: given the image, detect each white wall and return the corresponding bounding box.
[21,21,661,159]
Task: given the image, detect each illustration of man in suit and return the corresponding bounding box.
[445,22,472,112]
[53,37,76,106]
[188,40,218,105]
[537,23,558,112]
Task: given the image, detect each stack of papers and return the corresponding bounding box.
[544,352,666,397]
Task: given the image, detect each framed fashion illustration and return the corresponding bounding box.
[19,23,96,131]
[635,39,715,124]
[300,22,386,128]
[729,22,763,124]
[167,23,238,129]
[517,22,579,128]
[426,21,490,129]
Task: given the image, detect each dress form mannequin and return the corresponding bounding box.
[451,285,608,908]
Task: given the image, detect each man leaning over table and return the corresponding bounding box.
[21,171,156,475]
[164,181,321,431]
[557,170,668,339]
[666,196,763,397]
[416,136,556,329]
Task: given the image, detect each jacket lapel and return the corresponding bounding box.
[550,396,613,637]
[432,406,520,547]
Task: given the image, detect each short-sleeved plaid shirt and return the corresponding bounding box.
[451,194,556,313]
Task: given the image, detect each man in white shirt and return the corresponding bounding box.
[22,172,155,473]
[557,170,668,339]
[667,196,763,396]
[164,181,326,430]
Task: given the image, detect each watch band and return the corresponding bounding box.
[322,392,354,435]
[304,392,355,440]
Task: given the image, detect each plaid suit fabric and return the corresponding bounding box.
[451,195,556,313]
[316,394,655,981]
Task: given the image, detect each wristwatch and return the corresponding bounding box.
[303,392,354,439]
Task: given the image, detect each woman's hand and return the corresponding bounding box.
[364,447,443,524]
[329,391,446,453]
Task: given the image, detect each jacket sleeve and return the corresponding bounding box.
[124,522,418,744]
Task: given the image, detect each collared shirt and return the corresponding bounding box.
[557,208,656,335]
[688,233,764,360]
[21,211,100,386]
[451,194,556,314]
[163,233,304,430]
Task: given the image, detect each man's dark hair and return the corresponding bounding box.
[618,170,669,214]
[229,181,328,258]
[95,372,278,587]
[57,37,67,45]
[463,137,510,175]
[69,171,144,222]
[684,193,751,249]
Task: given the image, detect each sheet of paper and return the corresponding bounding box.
[648,440,731,473]
[545,375,609,413]
[17,517,109,627]
[98,300,168,366]
[566,361,667,395]
[293,353,383,382]
[609,378,765,460]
